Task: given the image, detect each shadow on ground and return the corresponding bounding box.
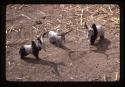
[52,42,89,61]
[22,57,66,77]
[92,38,111,58]
[52,43,76,58]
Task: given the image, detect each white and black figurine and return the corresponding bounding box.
[42,29,72,47]
[19,35,46,59]
[84,22,105,45]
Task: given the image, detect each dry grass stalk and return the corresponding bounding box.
[80,9,83,25]
[116,60,120,64]
[18,28,21,32]
[103,74,106,81]
[21,14,31,20]
[76,28,85,33]
[96,16,107,22]
[101,6,113,16]
[105,7,114,16]
[38,10,46,16]
[108,6,113,14]
[24,5,31,8]
[32,26,38,30]
[11,5,18,9]
[6,41,11,44]
[111,17,119,24]
[18,4,24,9]
[57,19,61,23]
[8,25,20,33]
[12,28,18,32]
[115,72,119,81]
[91,8,99,16]
[86,6,89,12]
[54,24,61,30]
[90,15,94,22]
[11,5,17,8]
[70,76,74,79]
[8,25,14,32]
[82,5,96,12]
[6,30,8,34]
[8,61,11,65]
[6,39,29,46]
[6,45,9,48]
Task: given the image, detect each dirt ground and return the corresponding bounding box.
[6,4,120,81]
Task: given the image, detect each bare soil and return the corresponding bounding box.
[6,4,120,81]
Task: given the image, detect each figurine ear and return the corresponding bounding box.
[31,41,37,49]
[92,23,96,28]
[42,32,48,38]
[84,22,88,29]
[37,36,40,40]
